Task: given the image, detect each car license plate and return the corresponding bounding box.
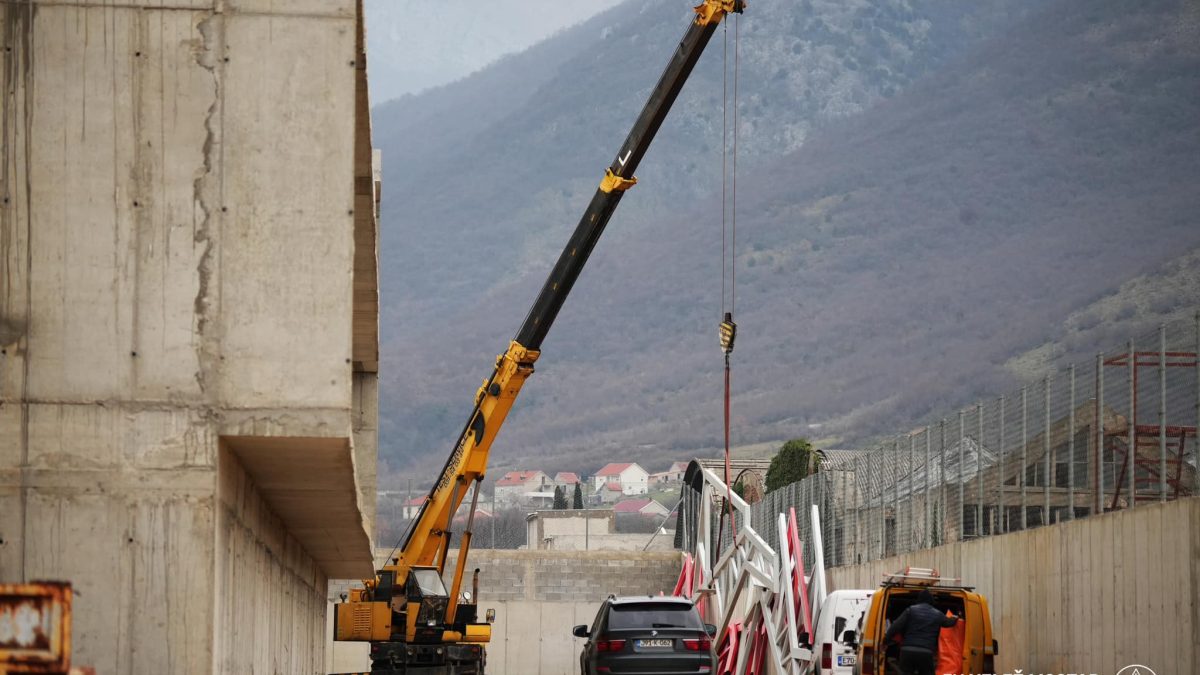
[837,655,857,666]
[637,639,673,648]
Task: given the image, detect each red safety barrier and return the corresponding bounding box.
[673,553,693,597]
[788,507,813,636]
[717,622,741,674]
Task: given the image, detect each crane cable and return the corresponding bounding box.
[717,14,741,549]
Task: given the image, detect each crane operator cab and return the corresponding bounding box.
[403,567,452,643]
[335,565,493,673]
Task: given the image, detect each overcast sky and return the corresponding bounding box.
[363,0,618,104]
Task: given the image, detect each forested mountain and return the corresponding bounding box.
[372,0,1200,480]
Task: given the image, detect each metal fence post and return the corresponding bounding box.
[854,453,862,564]
[1097,352,1105,514]
[955,408,964,538]
[854,451,864,562]
[817,468,825,555]
[1068,364,1076,520]
[878,446,888,557]
[998,396,1006,533]
[908,433,916,551]
[958,410,965,541]
[1195,311,1200,496]
[891,439,900,556]
[868,449,878,559]
[924,430,931,547]
[1159,324,1167,502]
[1044,376,1052,524]
[939,420,947,544]
[977,402,984,535]
[1021,385,1028,530]
[1129,339,1136,511]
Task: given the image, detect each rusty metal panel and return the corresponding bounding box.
[0,582,71,674]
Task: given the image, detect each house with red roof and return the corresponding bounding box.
[494,470,549,507]
[552,471,581,488]
[596,481,625,504]
[452,505,493,526]
[612,497,670,517]
[401,495,428,519]
[649,461,690,486]
[592,462,649,496]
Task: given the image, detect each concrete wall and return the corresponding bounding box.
[527,509,614,549]
[827,496,1200,675]
[218,447,329,674]
[0,1,377,672]
[459,549,683,675]
[447,549,682,603]
[330,549,684,674]
[537,533,677,551]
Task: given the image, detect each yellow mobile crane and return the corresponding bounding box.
[334,1,746,672]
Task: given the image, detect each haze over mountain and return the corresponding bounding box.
[363,0,615,103]
[372,0,1200,482]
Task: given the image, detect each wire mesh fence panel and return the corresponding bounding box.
[718,313,1200,572]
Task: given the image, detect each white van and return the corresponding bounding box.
[801,589,874,675]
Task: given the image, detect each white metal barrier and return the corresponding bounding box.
[680,467,823,674]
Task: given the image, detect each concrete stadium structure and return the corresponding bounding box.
[1,0,379,670]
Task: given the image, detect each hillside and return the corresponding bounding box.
[373,0,1035,323]
[1005,250,1200,381]
[374,0,1200,480]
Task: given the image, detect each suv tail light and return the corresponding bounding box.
[682,637,712,651]
[861,646,874,674]
[596,639,626,652]
[821,643,832,670]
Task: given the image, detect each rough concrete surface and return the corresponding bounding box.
[0,0,378,672]
[828,496,1200,675]
[329,548,685,674]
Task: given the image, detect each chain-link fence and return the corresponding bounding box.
[747,313,1200,569]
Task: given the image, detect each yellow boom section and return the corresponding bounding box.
[386,341,539,582]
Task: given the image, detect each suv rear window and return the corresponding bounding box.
[608,603,703,630]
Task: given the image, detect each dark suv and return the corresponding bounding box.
[573,595,716,674]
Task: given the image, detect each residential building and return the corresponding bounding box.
[553,471,582,489]
[613,498,671,518]
[494,470,550,506]
[650,461,690,485]
[402,496,428,520]
[452,506,493,527]
[593,462,650,495]
[597,481,625,504]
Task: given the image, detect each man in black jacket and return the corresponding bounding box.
[881,590,961,675]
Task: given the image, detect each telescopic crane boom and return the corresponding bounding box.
[335,2,746,672]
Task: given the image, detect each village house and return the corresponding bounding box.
[613,497,670,518]
[596,481,625,504]
[552,471,582,490]
[401,495,428,519]
[592,462,650,495]
[650,461,689,485]
[494,470,550,507]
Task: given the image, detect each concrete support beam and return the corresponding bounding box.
[0,0,378,671]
